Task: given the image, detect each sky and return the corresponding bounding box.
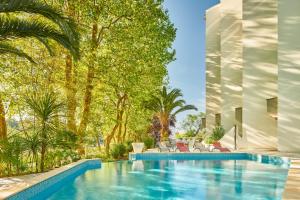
[163,0,219,128]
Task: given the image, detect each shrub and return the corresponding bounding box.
[143,137,154,149]
[185,130,196,138]
[205,126,225,144]
[175,133,183,139]
[110,144,126,159]
[124,140,133,153]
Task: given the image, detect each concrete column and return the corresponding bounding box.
[220,0,243,133]
[242,0,278,149]
[278,0,300,152]
[206,5,221,132]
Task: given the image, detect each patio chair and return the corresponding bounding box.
[157,142,170,152]
[211,142,230,152]
[188,138,196,150]
[169,139,177,152]
[193,141,209,152]
[175,142,189,152]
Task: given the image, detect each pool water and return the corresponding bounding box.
[47,160,288,200]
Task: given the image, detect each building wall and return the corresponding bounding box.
[278,0,300,152]
[220,0,243,134]
[242,0,278,149]
[206,5,221,132]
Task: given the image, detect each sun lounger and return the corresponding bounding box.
[157,142,170,152]
[211,142,230,152]
[176,142,189,152]
[193,141,209,152]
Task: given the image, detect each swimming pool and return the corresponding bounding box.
[8,154,289,200]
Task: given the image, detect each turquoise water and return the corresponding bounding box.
[47,160,288,200]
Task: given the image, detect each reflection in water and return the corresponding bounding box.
[48,160,288,200]
[132,160,144,171]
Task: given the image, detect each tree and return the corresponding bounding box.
[0,0,80,139]
[25,91,63,172]
[58,0,176,155]
[145,86,197,141]
[181,112,205,136]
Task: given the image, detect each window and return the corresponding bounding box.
[267,97,278,120]
[201,117,206,129]
[235,107,242,137]
[215,113,221,126]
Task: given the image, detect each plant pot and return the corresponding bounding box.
[132,142,144,153]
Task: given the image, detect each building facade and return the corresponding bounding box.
[205,0,300,152]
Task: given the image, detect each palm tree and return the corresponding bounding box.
[26,91,63,172]
[0,0,80,61]
[145,86,197,141]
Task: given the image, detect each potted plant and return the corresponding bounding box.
[132,142,144,153]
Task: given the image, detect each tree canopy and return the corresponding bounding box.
[0,0,183,176]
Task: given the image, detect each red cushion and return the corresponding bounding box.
[213,142,221,148]
[176,142,189,152]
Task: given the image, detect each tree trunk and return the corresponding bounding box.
[40,123,47,172]
[78,65,94,135]
[122,111,129,143]
[65,54,77,133]
[105,124,119,155]
[40,143,46,172]
[116,106,125,143]
[160,115,170,141]
[77,23,98,154]
[105,94,126,155]
[0,96,7,139]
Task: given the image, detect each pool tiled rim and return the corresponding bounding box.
[5,159,101,200]
[129,152,290,167]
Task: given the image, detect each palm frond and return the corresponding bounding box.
[0,0,80,55]
[172,104,198,116]
[144,95,163,113]
[25,91,64,122]
[35,37,54,56]
[165,99,185,113]
[0,17,79,59]
[166,88,182,104]
[0,42,35,63]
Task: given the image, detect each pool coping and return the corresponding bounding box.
[0,159,101,200]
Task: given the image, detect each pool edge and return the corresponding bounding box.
[3,159,101,200]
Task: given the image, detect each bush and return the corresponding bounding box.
[124,140,133,153]
[143,137,154,149]
[205,126,225,144]
[110,144,126,159]
[175,133,184,139]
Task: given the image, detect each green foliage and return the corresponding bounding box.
[54,130,78,149]
[143,137,154,149]
[145,86,197,140]
[124,140,133,153]
[205,126,225,144]
[175,131,197,140]
[0,0,80,61]
[0,0,177,174]
[181,113,205,135]
[0,135,26,175]
[25,91,64,172]
[110,144,126,159]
